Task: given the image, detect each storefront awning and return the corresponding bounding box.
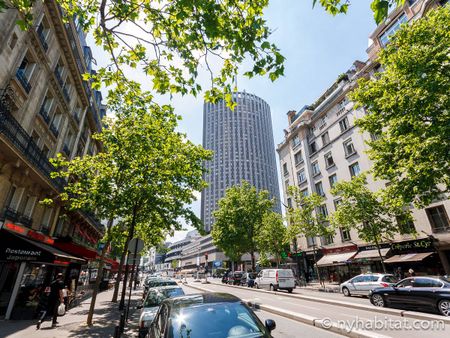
[384,252,434,264]
[316,251,357,267]
[0,230,86,265]
[353,248,390,260]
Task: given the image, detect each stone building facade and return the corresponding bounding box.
[277,0,450,282]
[0,1,108,319]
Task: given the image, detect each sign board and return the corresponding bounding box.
[127,253,141,265]
[391,238,433,253]
[128,238,144,254]
[213,261,222,268]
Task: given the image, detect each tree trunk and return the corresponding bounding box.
[111,247,127,303]
[374,237,387,273]
[250,251,255,272]
[86,216,114,326]
[312,243,322,287]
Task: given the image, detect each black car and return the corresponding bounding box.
[241,272,257,287]
[369,276,450,316]
[228,271,244,285]
[148,293,276,337]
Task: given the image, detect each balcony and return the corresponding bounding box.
[37,30,48,52]
[19,215,33,228]
[49,123,59,138]
[38,105,51,124]
[54,69,64,87]
[0,101,66,192]
[1,207,33,228]
[16,69,31,93]
[79,210,105,235]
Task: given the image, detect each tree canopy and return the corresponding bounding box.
[330,173,414,272]
[351,6,450,207]
[211,181,274,270]
[255,211,288,267]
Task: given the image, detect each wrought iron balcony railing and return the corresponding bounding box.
[49,123,59,138]
[0,98,66,192]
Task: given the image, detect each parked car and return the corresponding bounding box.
[254,269,295,293]
[241,272,257,287]
[369,276,450,316]
[221,271,231,284]
[143,278,178,299]
[340,273,397,297]
[228,271,244,285]
[148,293,276,337]
[138,286,185,337]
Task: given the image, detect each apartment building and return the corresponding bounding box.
[277,0,450,283]
[0,1,109,319]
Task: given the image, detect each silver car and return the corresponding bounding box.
[340,273,397,297]
[138,285,184,338]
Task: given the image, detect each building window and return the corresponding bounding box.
[324,152,334,168]
[294,151,303,166]
[317,204,328,217]
[311,161,320,176]
[426,206,450,233]
[283,163,289,176]
[16,54,37,93]
[318,117,327,130]
[349,162,361,177]
[370,133,380,141]
[292,135,301,148]
[297,169,306,184]
[309,141,317,154]
[379,14,407,47]
[315,181,325,196]
[343,139,356,157]
[287,198,292,209]
[339,117,350,133]
[36,17,50,51]
[301,188,308,198]
[340,228,351,241]
[321,234,334,246]
[285,180,289,192]
[306,236,316,248]
[9,32,18,50]
[321,131,330,146]
[396,215,416,234]
[333,199,342,210]
[329,174,338,188]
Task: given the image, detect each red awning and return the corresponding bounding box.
[54,241,98,260]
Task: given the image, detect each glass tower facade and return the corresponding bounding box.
[201,91,281,232]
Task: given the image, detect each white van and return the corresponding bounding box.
[254,269,295,293]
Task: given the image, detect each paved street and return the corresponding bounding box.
[185,280,450,338]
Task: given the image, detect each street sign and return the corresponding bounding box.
[127,253,141,265]
[128,238,144,254]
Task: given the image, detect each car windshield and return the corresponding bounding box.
[147,280,177,288]
[382,275,397,283]
[168,302,266,338]
[144,288,184,307]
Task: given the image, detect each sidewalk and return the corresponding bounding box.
[0,285,143,338]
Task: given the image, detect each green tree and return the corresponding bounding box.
[50,86,211,325]
[286,186,334,285]
[351,6,450,207]
[171,259,179,270]
[211,181,274,271]
[330,173,415,273]
[256,212,288,267]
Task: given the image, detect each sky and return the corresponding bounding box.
[89,0,377,244]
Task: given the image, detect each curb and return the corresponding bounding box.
[185,283,390,338]
[184,282,450,324]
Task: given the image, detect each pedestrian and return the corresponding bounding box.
[395,267,403,280]
[408,268,416,277]
[62,285,69,311]
[36,272,64,329]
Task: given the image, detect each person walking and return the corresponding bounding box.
[408,268,416,277]
[36,273,64,329]
[62,285,69,311]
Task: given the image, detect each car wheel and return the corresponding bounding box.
[270,284,275,291]
[288,288,293,293]
[438,299,450,317]
[342,287,351,297]
[255,283,259,289]
[371,294,385,307]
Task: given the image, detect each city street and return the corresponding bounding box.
[183,280,450,338]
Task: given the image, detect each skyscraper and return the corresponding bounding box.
[201,91,281,232]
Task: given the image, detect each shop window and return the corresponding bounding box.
[426,205,450,233]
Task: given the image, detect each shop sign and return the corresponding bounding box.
[0,230,54,262]
[322,245,357,255]
[2,247,43,261]
[391,238,433,252]
[3,222,54,244]
[213,260,222,267]
[358,243,390,251]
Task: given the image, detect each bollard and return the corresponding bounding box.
[114,325,121,338]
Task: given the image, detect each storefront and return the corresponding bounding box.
[352,244,391,274]
[384,237,443,276]
[0,227,85,320]
[316,245,358,283]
